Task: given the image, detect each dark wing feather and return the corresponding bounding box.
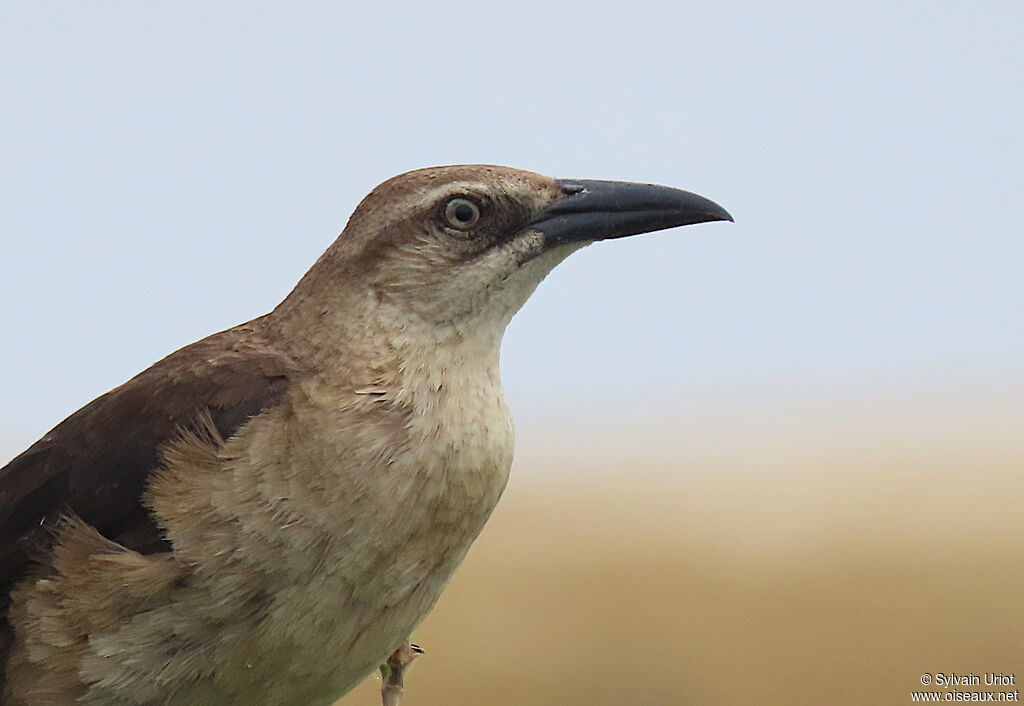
[0,321,298,593]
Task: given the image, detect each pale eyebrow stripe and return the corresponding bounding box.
[406,181,490,211]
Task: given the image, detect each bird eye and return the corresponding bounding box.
[443,198,481,230]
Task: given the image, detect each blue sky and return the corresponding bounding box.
[2,1,1021,463]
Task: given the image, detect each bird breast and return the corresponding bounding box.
[137,354,516,703]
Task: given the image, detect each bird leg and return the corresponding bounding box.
[380,642,425,706]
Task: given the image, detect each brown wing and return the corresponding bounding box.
[0,321,298,594]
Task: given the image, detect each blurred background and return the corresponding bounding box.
[1,2,1021,703]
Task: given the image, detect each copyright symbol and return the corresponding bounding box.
[921,673,932,685]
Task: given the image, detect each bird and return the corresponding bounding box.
[0,164,731,705]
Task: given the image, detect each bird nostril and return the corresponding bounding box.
[558,182,586,196]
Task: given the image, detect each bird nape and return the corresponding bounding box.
[0,165,731,706]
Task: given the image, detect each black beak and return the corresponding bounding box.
[526,179,733,247]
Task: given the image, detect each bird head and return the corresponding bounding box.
[277,165,731,348]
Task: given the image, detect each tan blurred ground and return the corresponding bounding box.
[343,383,1023,705]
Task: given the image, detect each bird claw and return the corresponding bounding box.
[380,642,425,706]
